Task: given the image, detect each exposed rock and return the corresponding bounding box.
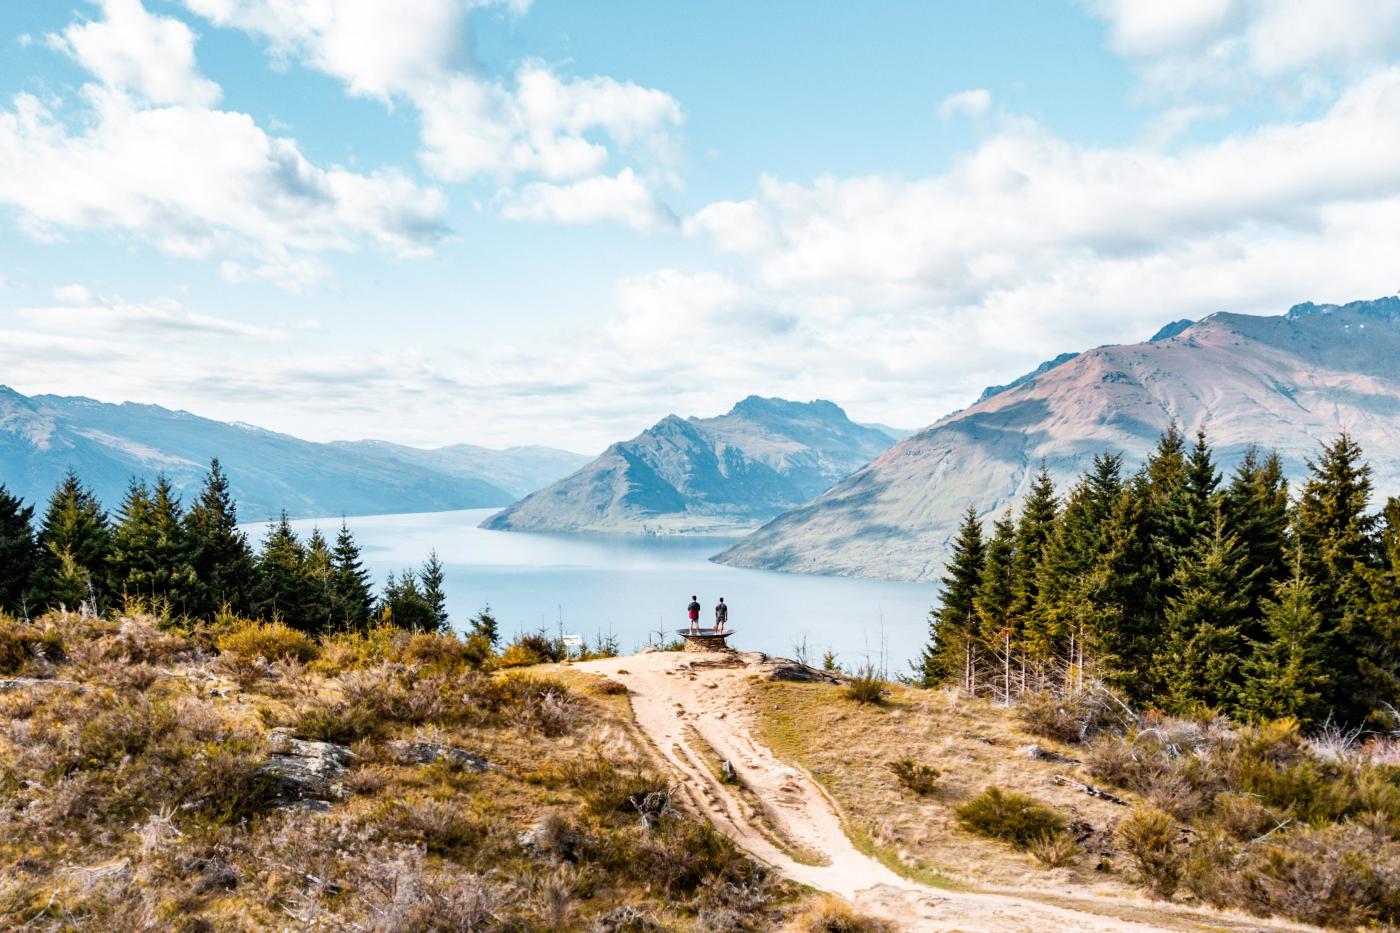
[593,905,661,932]
[0,678,86,691]
[258,734,354,807]
[1021,744,1080,764]
[482,396,895,535]
[180,856,239,894]
[717,297,1400,580]
[763,659,842,684]
[386,739,489,772]
[518,814,582,863]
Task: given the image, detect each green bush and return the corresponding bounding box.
[217,620,318,664]
[1118,806,1184,898]
[955,787,1065,849]
[844,664,888,705]
[0,617,63,674]
[887,758,939,796]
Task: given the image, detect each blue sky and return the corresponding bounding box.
[3,0,1400,452]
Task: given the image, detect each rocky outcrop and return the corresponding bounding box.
[387,739,489,772]
[481,397,895,535]
[258,733,354,808]
[717,297,1400,581]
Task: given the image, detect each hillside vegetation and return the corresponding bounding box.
[0,610,806,931]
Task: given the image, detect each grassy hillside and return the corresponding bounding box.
[0,611,815,931]
[757,677,1400,930]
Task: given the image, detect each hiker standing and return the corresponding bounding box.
[714,597,729,635]
[687,595,702,634]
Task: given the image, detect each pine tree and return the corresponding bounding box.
[1237,568,1330,724]
[1221,447,1290,629]
[1027,453,1122,667]
[420,550,449,631]
[32,472,111,612]
[975,513,1019,701]
[1009,465,1056,628]
[185,460,256,618]
[1292,434,1380,721]
[1360,496,1400,716]
[304,528,335,634]
[254,513,312,631]
[1157,509,1253,713]
[378,568,436,632]
[110,475,196,614]
[919,507,985,687]
[0,485,39,616]
[469,605,501,645]
[330,521,374,630]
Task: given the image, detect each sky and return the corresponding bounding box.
[3,0,1400,454]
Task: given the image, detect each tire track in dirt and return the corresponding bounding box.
[578,651,1194,932]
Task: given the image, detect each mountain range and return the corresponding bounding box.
[482,396,896,535]
[716,296,1400,581]
[0,387,587,522]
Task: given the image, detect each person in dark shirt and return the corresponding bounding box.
[714,597,729,634]
[687,595,702,634]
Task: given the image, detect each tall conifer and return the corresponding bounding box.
[330,521,374,630]
[185,460,255,618]
[420,550,449,631]
[254,513,312,631]
[1157,509,1253,713]
[32,472,111,612]
[1292,434,1380,720]
[1238,568,1330,723]
[919,507,985,686]
[0,485,38,616]
[1009,465,1056,627]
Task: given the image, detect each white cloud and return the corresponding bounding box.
[183,0,684,220]
[53,283,96,304]
[0,85,447,279]
[0,1,450,287]
[501,169,678,231]
[48,0,222,106]
[18,293,284,341]
[1088,0,1400,95]
[939,88,991,120]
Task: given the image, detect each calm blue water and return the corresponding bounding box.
[276,509,936,673]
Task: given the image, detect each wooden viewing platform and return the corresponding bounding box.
[676,628,736,652]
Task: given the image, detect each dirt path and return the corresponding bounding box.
[576,650,1290,933]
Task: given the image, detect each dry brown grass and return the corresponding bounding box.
[791,894,892,932]
[0,611,814,931]
[755,678,1144,899]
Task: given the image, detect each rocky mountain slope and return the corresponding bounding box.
[482,396,895,534]
[0,388,584,521]
[716,297,1400,581]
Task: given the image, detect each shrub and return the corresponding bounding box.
[1233,822,1400,926]
[1018,689,1127,744]
[955,787,1066,849]
[1118,806,1184,898]
[402,630,492,672]
[1028,831,1080,868]
[0,618,63,674]
[292,702,378,744]
[566,757,671,819]
[499,632,567,668]
[886,758,939,796]
[217,620,318,664]
[844,664,888,705]
[791,895,891,932]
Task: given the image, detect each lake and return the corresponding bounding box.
[280,509,937,674]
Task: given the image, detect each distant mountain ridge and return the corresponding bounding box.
[0,387,586,521]
[716,297,1400,581]
[481,396,896,535]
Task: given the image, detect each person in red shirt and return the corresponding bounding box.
[687,595,702,634]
